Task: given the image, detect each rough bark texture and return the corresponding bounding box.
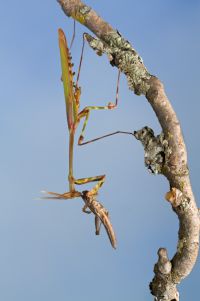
[57,1,200,300]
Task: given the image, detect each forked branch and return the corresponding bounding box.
[57,1,199,300]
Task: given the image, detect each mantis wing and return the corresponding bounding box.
[58,28,76,130]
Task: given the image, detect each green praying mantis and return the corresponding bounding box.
[42,28,119,249]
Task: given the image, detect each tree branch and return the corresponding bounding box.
[57,1,200,300]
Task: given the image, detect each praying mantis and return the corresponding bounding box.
[43,28,119,249]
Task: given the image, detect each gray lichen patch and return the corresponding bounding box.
[134,126,171,174]
[104,31,133,51]
[85,31,151,95]
[79,5,91,15]
[179,196,191,212]
[84,33,108,56]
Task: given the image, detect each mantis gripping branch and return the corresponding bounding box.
[42,28,117,249]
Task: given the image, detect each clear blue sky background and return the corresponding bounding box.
[1,1,200,300]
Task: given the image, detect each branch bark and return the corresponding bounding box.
[57,1,200,300]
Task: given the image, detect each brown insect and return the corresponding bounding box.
[81,190,117,249]
[44,190,117,249]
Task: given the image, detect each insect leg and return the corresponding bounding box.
[75,33,86,88]
[77,105,113,145]
[76,70,120,145]
[69,20,76,50]
[74,175,105,195]
[95,215,102,235]
[82,204,91,214]
[41,190,82,199]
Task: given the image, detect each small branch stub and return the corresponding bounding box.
[150,249,179,301]
[165,188,184,208]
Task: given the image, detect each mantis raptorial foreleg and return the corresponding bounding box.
[74,174,105,196]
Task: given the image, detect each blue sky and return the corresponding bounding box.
[1,1,200,300]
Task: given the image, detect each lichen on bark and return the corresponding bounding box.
[84,31,151,95]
